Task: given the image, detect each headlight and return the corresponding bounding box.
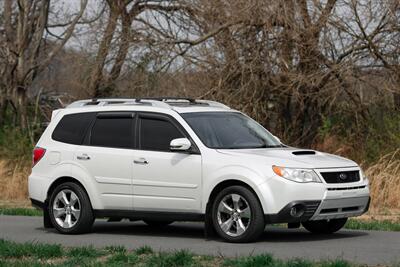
[360,168,367,180]
[360,168,369,185]
[272,166,322,183]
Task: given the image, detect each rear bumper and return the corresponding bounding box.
[28,174,52,203]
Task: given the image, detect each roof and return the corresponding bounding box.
[65,98,233,114]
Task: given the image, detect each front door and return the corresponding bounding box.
[132,113,202,213]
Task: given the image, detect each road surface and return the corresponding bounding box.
[0,215,399,265]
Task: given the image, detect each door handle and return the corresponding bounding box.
[77,154,90,160]
[134,158,148,165]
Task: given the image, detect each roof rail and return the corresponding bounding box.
[66,98,171,109]
[196,100,230,109]
[135,97,196,103]
[66,97,230,110]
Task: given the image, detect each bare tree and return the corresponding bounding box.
[0,0,87,129]
[1,0,398,148]
[163,0,390,145]
[86,0,192,97]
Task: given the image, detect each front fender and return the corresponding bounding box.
[202,165,272,214]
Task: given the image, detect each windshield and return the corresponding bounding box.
[182,112,282,149]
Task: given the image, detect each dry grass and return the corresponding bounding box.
[366,150,400,211]
[0,160,30,202]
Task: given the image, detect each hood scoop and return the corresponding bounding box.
[292,150,316,156]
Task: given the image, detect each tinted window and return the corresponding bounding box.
[182,112,282,149]
[140,117,184,151]
[52,113,95,145]
[90,118,132,149]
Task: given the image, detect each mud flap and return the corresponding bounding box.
[204,203,217,240]
[43,203,54,229]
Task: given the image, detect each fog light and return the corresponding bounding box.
[290,204,305,217]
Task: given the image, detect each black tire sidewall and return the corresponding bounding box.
[48,182,94,234]
[211,185,265,243]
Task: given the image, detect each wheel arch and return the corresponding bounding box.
[46,176,93,209]
[205,179,266,216]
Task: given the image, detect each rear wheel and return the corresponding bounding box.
[302,218,347,234]
[49,182,94,234]
[211,186,265,243]
[143,220,173,227]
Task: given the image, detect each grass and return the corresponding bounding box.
[2,239,389,267]
[223,255,355,267]
[66,245,102,258]
[365,150,400,210]
[106,251,139,265]
[135,245,153,255]
[104,245,127,254]
[0,239,63,259]
[0,207,42,216]
[346,219,400,231]
[146,250,195,267]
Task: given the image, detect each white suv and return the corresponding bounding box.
[29,98,370,242]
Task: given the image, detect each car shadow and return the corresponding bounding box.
[91,221,206,239]
[49,220,368,243]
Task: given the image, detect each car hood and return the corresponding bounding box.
[216,147,358,169]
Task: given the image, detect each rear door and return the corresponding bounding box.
[132,113,202,213]
[74,112,135,210]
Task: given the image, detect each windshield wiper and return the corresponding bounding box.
[251,144,283,148]
[218,144,286,149]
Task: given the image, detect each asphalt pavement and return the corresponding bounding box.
[0,215,399,265]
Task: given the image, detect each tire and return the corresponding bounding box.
[302,218,347,234]
[48,182,94,234]
[211,185,265,243]
[143,220,173,227]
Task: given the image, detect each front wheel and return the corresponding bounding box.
[48,182,94,234]
[211,186,265,243]
[302,218,347,234]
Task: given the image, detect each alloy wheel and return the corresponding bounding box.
[217,193,251,237]
[52,189,81,228]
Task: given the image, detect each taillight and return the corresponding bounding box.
[33,147,46,167]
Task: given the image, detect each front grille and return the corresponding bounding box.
[327,185,366,191]
[320,171,360,183]
[320,206,360,214]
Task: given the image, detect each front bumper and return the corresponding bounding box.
[310,195,370,221]
[264,200,321,223]
[264,196,370,224]
[261,168,370,223]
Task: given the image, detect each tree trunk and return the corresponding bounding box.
[14,86,28,130]
[89,8,119,97]
[0,95,8,127]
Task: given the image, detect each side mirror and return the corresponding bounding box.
[170,138,192,151]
